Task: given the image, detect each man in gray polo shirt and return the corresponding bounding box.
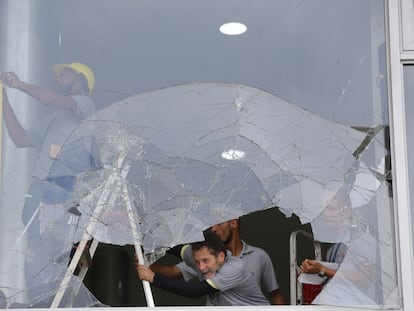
[211,218,286,304]
[137,232,270,306]
[161,218,286,304]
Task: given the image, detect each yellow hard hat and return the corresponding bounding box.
[53,62,95,95]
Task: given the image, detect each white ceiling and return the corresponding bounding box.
[3,0,388,126]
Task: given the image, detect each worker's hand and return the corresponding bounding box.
[137,264,155,283]
[1,72,22,89]
[300,259,322,274]
[134,253,155,283]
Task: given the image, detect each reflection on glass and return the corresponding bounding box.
[0,0,398,308]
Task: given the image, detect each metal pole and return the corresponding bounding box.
[289,230,298,305]
[120,162,155,307]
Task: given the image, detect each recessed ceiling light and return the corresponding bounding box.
[219,22,247,36]
[221,149,246,160]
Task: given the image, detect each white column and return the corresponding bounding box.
[0,0,36,303]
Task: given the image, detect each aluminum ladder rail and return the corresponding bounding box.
[289,230,322,305]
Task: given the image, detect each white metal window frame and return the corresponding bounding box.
[383,2,414,311]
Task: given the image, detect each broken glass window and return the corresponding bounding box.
[0,0,397,308]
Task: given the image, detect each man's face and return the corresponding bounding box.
[211,221,233,244]
[54,68,79,95]
[193,247,225,279]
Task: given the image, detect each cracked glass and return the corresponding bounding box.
[0,0,398,309]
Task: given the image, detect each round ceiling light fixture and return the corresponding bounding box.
[221,149,246,160]
[219,22,247,35]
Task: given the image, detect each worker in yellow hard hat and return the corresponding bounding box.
[53,62,95,95]
[0,62,96,288]
[1,62,95,147]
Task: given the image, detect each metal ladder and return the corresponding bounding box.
[289,230,322,305]
[50,153,155,308]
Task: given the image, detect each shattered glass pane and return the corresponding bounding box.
[0,0,398,309]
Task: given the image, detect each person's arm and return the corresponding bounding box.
[300,259,337,278]
[143,244,189,277]
[137,264,216,298]
[149,262,183,279]
[2,89,32,147]
[318,263,337,278]
[153,273,217,298]
[3,72,77,111]
[270,289,286,305]
[166,244,187,259]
